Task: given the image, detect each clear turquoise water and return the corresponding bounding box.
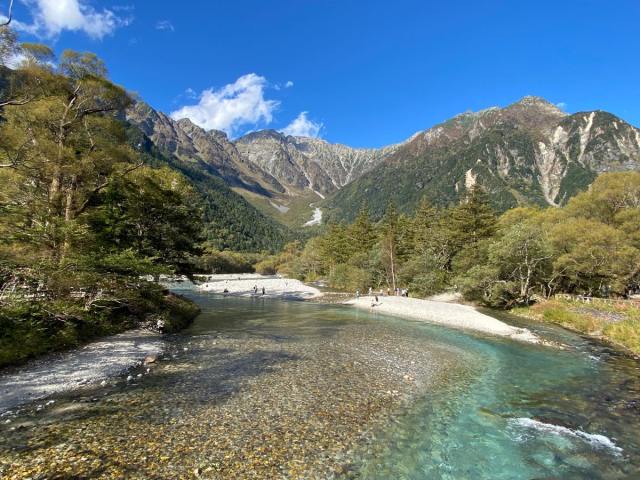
[3,289,639,478]
[350,310,640,479]
[178,290,640,478]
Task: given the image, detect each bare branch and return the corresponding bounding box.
[0,0,14,26]
[74,161,144,216]
[0,97,31,108]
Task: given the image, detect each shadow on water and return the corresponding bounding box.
[2,292,639,479]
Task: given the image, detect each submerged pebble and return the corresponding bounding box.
[0,297,455,479]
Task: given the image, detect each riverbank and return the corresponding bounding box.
[512,297,640,356]
[348,296,539,343]
[0,282,199,369]
[197,274,322,300]
[0,329,164,414]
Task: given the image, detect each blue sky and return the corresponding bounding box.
[6,0,640,147]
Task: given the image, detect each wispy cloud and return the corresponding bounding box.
[170,73,279,137]
[155,20,174,32]
[14,0,131,39]
[281,111,323,138]
[556,101,568,111]
[274,80,294,91]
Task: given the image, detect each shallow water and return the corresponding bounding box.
[1,290,639,479]
[351,311,640,479]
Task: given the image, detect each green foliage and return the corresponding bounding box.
[514,298,640,354]
[89,166,203,273]
[0,44,202,365]
[287,172,640,306]
[255,256,279,275]
[197,248,259,274]
[327,264,371,291]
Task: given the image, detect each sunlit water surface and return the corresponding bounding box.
[1,288,639,479]
[350,308,640,479]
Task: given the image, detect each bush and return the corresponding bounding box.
[604,318,640,353]
[254,256,279,275]
[399,257,450,297]
[328,264,371,292]
[198,249,257,274]
[0,280,199,367]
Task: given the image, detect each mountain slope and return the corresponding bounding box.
[127,102,285,197]
[127,102,403,227]
[324,97,640,221]
[234,130,400,196]
[124,122,290,251]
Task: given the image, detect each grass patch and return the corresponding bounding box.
[513,298,640,355]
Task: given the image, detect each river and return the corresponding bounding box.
[1,289,639,479]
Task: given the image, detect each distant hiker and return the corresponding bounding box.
[406,289,410,298]
[262,286,266,296]
[356,290,360,299]
[387,288,390,296]
[223,288,229,296]
[375,295,379,303]
[368,287,372,296]
[253,285,258,294]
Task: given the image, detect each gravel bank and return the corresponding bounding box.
[348,296,539,343]
[197,274,322,300]
[0,329,164,414]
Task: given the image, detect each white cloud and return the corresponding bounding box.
[556,101,568,111]
[15,0,130,39]
[285,80,294,88]
[170,73,279,137]
[5,52,27,69]
[155,20,174,32]
[281,112,323,138]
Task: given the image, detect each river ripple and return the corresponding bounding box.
[0,293,462,479]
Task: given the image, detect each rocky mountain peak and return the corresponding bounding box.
[514,95,562,109]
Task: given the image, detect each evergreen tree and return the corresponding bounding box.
[411,197,438,255]
[448,185,497,249]
[347,205,377,254]
[319,223,352,268]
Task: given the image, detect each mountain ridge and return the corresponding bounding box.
[126,96,640,227]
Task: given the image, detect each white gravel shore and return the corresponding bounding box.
[0,329,164,414]
[197,274,322,300]
[348,296,539,343]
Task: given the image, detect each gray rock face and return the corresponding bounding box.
[128,96,640,221]
[126,102,285,195]
[234,130,400,196]
[127,102,402,199]
[326,97,640,220]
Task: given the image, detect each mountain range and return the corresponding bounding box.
[126,96,640,230]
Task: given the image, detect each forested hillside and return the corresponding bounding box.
[124,125,289,252]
